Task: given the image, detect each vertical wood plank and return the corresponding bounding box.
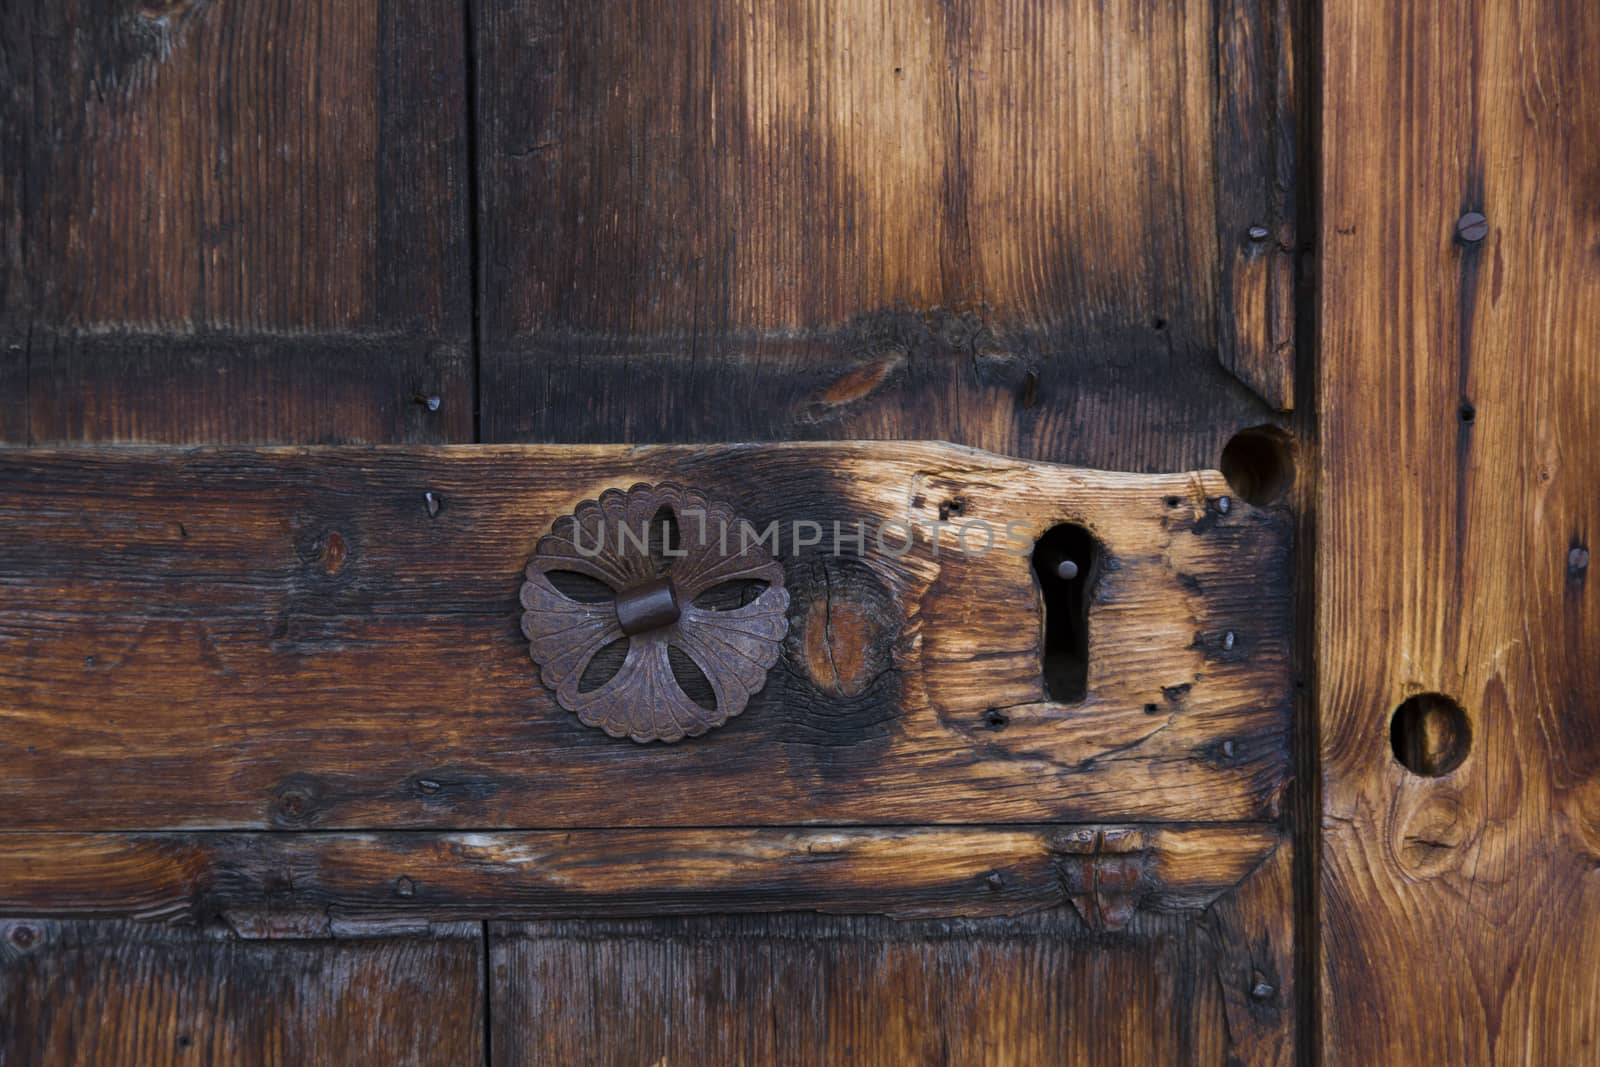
[491,914,1251,1065]
[0,0,473,444]
[1215,0,1298,411]
[473,0,1283,473]
[0,7,486,1060]
[1320,0,1600,1060]
[0,920,484,1067]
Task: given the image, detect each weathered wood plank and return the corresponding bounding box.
[478,327,1282,475]
[0,919,483,1066]
[489,909,1264,1065]
[0,826,1280,928]
[1215,0,1298,411]
[0,442,1291,829]
[473,0,1289,469]
[1320,0,1600,1060]
[1205,836,1295,1067]
[0,0,472,444]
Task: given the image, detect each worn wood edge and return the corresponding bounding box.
[1202,837,1295,1067]
[0,826,1281,936]
[476,326,1280,472]
[0,438,1232,469]
[1215,0,1297,412]
[17,329,474,446]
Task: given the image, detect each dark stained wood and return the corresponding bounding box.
[1205,837,1295,1067]
[1320,0,1600,1060]
[0,344,23,444]
[0,442,1293,829]
[25,332,471,446]
[0,0,472,444]
[489,908,1279,1065]
[472,0,1290,470]
[0,919,483,1065]
[0,826,1281,928]
[1215,0,1298,411]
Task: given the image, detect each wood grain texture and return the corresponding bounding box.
[1320,0,1600,1060]
[1215,0,1298,411]
[1205,836,1295,1067]
[0,442,1292,829]
[473,0,1290,469]
[489,906,1288,1066]
[0,919,483,1066]
[0,826,1280,927]
[0,0,472,443]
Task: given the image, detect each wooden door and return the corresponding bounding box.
[2,0,1594,1064]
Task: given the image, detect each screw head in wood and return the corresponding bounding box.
[1456,212,1489,243]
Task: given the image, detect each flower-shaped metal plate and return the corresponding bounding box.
[520,484,790,742]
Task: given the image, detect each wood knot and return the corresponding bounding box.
[317,530,348,577]
[270,774,327,828]
[791,558,897,700]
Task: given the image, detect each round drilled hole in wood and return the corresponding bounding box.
[1390,693,1471,776]
[520,483,790,743]
[1220,425,1295,506]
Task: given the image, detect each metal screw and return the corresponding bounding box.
[1217,496,1231,514]
[425,395,442,412]
[1247,225,1270,242]
[986,871,1005,891]
[1223,631,1236,651]
[424,491,441,518]
[416,778,442,795]
[394,876,416,898]
[1251,980,1275,1000]
[1456,212,1489,243]
[1055,559,1080,581]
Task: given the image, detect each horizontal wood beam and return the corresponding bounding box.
[0,442,1291,829]
[0,826,1280,933]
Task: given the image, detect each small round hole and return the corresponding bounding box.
[1389,693,1471,776]
[1458,400,1476,424]
[1219,425,1295,507]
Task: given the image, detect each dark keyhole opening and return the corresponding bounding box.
[1031,524,1101,703]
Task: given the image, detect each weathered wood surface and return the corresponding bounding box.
[0,0,472,444]
[0,919,483,1066]
[1215,0,1298,411]
[0,826,1279,929]
[473,0,1293,470]
[488,870,1293,1067]
[0,442,1292,829]
[1320,0,1600,1061]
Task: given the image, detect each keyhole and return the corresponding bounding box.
[1032,524,1102,703]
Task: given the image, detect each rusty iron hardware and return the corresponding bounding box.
[520,483,790,743]
[1049,827,1153,931]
